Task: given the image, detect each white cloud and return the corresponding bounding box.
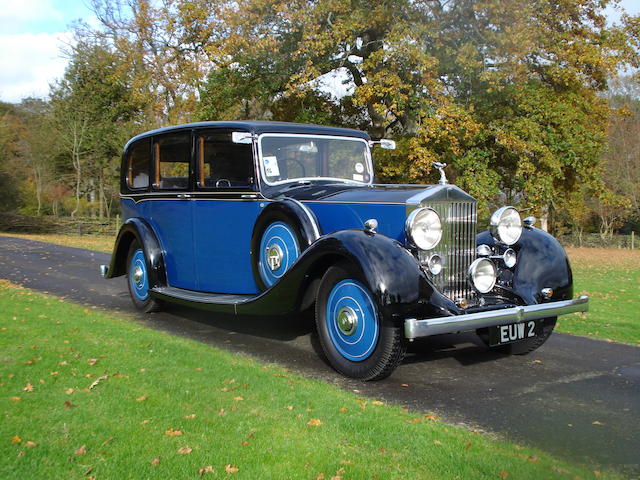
[0,32,72,103]
[0,0,64,34]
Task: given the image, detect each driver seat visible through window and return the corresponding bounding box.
[198,132,254,189]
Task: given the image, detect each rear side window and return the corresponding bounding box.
[126,139,151,190]
[197,131,254,189]
[154,133,191,190]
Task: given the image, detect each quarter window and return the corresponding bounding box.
[197,132,254,189]
[126,139,150,190]
[154,133,191,190]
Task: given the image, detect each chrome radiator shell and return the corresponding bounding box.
[406,185,478,301]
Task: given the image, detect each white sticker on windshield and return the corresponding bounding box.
[352,173,364,182]
[263,156,280,177]
[355,162,364,174]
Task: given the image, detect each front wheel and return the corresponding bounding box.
[315,265,406,380]
[126,241,162,313]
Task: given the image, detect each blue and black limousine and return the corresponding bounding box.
[102,121,589,380]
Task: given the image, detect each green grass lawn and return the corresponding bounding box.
[0,280,617,480]
[556,248,640,346]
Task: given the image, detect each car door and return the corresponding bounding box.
[147,131,198,290]
[192,129,263,294]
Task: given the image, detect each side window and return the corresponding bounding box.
[153,133,191,190]
[126,139,150,190]
[197,131,254,189]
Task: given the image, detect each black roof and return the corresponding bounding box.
[124,121,370,150]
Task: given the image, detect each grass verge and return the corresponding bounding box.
[0,280,616,479]
[558,248,640,346]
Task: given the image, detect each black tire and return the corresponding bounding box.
[315,264,406,380]
[126,241,162,313]
[478,317,557,355]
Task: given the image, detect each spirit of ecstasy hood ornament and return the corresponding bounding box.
[432,161,448,185]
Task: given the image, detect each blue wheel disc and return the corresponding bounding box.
[326,279,379,362]
[258,221,300,287]
[129,248,149,301]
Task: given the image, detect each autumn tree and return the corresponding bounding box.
[197,0,638,227]
[50,39,143,218]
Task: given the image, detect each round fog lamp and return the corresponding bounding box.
[503,248,516,268]
[468,258,497,293]
[427,254,443,275]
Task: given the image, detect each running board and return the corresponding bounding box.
[150,287,257,314]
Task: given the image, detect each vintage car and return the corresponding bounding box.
[102,121,589,380]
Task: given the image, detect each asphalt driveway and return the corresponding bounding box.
[0,235,638,475]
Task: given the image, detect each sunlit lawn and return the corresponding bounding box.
[0,280,618,479]
[558,248,640,346]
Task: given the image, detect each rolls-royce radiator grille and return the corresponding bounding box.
[426,201,477,301]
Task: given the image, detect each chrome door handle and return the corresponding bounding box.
[177,194,193,199]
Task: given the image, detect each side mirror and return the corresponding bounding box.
[231,132,253,144]
[375,139,396,150]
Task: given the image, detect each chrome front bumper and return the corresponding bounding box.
[404,295,589,340]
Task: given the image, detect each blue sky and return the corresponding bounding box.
[1,0,639,103]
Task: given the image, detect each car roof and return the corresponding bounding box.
[124,121,370,150]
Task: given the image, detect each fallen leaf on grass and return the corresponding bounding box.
[9,396,22,402]
[233,396,244,401]
[87,358,98,366]
[136,396,148,402]
[101,437,114,446]
[307,418,322,427]
[151,456,161,465]
[527,455,540,463]
[423,414,438,421]
[198,465,215,475]
[88,375,108,390]
[65,388,74,395]
[25,441,37,447]
[165,428,183,436]
[225,464,239,474]
[592,421,604,426]
[315,474,325,480]
[75,445,86,455]
[64,401,74,408]
[178,446,192,454]
[499,472,509,479]
[11,435,21,444]
[339,407,347,413]
[218,409,226,416]
[433,440,443,446]
[406,418,421,424]
[184,414,197,419]
[372,400,384,406]
[23,383,34,392]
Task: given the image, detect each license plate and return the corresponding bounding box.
[488,319,543,346]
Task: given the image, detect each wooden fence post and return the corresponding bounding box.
[632,231,635,250]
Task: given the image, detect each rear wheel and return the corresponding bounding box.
[126,241,162,313]
[315,265,406,380]
[478,317,557,355]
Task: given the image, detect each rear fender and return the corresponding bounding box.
[105,218,167,288]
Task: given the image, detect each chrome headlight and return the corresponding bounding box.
[406,207,442,250]
[490,206,522,245]
[468,258,497,293]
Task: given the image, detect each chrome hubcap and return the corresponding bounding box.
[337,306,358,336]
[266,244,283,271]
[133,266,144,285]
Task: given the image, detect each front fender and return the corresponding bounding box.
[477,227,573,305]
[105,218,167,289]
[237,229,458,322]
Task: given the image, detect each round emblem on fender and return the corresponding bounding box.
[266,244,284,271]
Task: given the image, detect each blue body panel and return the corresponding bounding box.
[304,202,406,242]
[148,200,196,289]
[193,200,264,294]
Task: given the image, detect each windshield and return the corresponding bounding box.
[258,134,372,185]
